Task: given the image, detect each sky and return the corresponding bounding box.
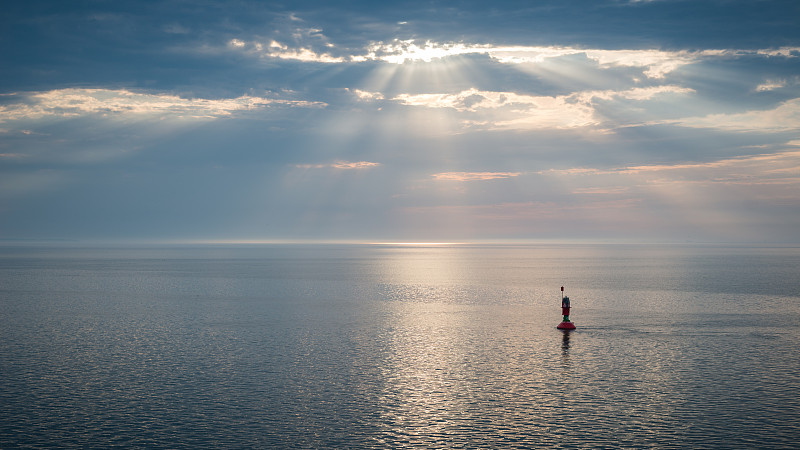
[1,0,799,243]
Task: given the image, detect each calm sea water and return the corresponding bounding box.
[1,243,798,448]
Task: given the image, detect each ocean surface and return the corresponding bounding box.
[1,243,799,448]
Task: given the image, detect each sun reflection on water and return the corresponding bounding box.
[374,248,474,441]
[369,246,562,444]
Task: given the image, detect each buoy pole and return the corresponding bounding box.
[557,286,576,330]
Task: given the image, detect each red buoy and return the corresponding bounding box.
[557,287,576,329]
[557,321,576,330]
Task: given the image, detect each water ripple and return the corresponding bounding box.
[1,244,799,448]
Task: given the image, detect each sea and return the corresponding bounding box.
[1,243,798,448]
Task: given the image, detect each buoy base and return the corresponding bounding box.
[557,321,576,330]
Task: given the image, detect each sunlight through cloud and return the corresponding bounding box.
[5,4,800,243]
[227,32,800,82]
[390,86,695,131]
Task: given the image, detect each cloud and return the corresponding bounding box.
[393,89,509,112]
[756,79,788,92]
[391,85,693,131]
[756,47,800,58]
[228,38,347,63]
[486,47,800,78]
[485,47,701,78]
[432,172,521,181]
[332,161,382,169]
[668,98,800,132]
[294,161,381,169]
[228,32,800,81]
[576,85,695,102]
[304,39,711,79]
[393,88,597,129]
[0,88,326,123]
[621,149,800,179]
[349,89,385,101]
[364,40,484,64]
[224,19,353,64]
[541,148,800,186]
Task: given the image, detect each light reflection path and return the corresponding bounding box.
[375,249,476,443]
[371,246,564,445]
[379,303,473,443]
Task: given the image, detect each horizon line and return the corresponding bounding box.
[2,237,799,247]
